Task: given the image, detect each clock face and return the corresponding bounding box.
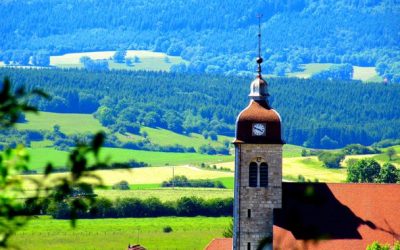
[252,123,266,136]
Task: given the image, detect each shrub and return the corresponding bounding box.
[317,151,345,168]
[163,226,173,233]
[346,159,398,183]
[112,181,130,190]
[342,144,380,155]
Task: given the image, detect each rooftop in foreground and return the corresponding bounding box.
[206,182,400,250]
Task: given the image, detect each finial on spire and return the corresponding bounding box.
[249,14,269,102]
[256,13,263,76]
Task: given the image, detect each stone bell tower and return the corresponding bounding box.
[233,18,284,250]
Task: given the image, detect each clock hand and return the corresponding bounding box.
[255,127,263,132]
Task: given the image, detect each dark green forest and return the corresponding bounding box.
[0,0,399,81]
[1,68,399,149]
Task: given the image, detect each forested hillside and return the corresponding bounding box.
[1,68,399,149]
[0,0,399,81]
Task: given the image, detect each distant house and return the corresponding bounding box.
[127,244,146,250]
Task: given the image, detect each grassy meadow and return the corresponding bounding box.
[17,111,107,134]
[288,63,381,82]
[26,147,233,171]
[13,111,400,187]
[50,50,187,72]
[23,165,233,190]
[96,187,233,201]
[283,156,346,182]
[287,63,333,78]
[10,216,230,250]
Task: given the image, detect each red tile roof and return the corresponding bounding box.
[205,238,232,250]
[274,183,400,250]
[205,183,400,250]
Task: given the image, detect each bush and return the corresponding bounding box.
[112,181,130,190]
[317,151,345,168]
[346,159,399,183]
[342,144,380,155]
[163,226,173,233]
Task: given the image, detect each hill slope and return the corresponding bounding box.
[2,68,400,148]
[0,0,398,79]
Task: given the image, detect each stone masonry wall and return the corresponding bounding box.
[234,144,282,250]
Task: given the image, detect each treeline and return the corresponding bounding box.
[0,0,399,81]
[161,175,226,188]
[2,68,400,148]
[347,159,399,183]
[28,196,233,219]
[311,64,354,80]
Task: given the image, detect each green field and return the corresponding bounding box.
[140,126,231,149]
[50,50,187,72]
[283,156,347,182]
[26,147,233,171]
[10,216,230,250]
[23,165,233,190]
[371,145,400,165]
[287,63,334,78]
[288,63,381,82]
[96,187,233,201]
[353,66,382,82]
[18,111,232,150]
[17,111,107,134]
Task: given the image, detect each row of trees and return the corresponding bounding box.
[161,175,225,188]
[46,196,233,219]
[311,64,354,80]
[1,50,50,66]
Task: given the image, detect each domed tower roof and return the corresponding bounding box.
[234,59,283,144]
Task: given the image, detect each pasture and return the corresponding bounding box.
[353,66,381,82]
[140,126,231,149]
[371,145,400,165]
[17,111,107,134]
[283,156,347,182]
[10,216,230,250]
[50,50,187,72]
[26,147,233,171]
[23,165,233,190]
[96,187,233,201]
[17,110,233,150]
[287,63,333,78]
[288,63,380,82]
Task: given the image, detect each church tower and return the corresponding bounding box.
[233,20,284,250]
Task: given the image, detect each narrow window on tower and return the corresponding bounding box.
[260,162,268,187]
[249,162,258,187]
[247,209,251,218]
[247,242,251,250]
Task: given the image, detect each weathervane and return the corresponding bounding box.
[256,14,263,76]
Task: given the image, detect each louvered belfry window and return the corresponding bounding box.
[259,162,268,187]
[249,162,258,187]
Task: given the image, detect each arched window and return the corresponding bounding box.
[249,162,258,187]
[259,162,268,187]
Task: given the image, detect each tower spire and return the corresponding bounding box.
[256,13,263,76]
[249,14,269,103]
